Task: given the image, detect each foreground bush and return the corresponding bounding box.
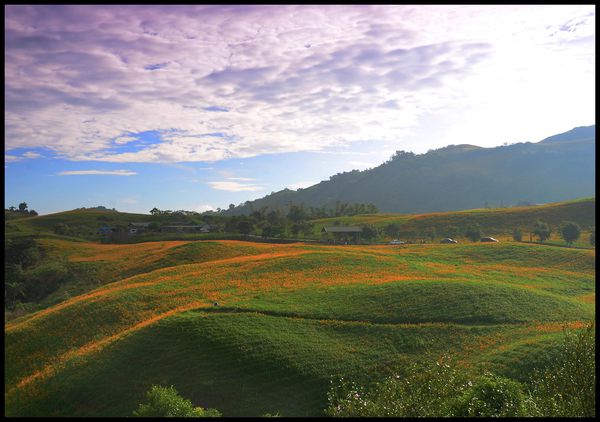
[450,373,527,417]
[133,385,221,417]
[326,356,472,417]
[526,323,595,417]
[326,323,595,417]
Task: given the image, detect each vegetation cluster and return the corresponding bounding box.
[326,324,595,417]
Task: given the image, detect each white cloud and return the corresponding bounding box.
[22,151,43,159]
[208,181,264,192]
[226,177,256,181]
[57,169,137,176]
[5,155,21,163]
[4,5,595,163]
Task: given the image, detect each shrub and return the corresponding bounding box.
[53,222,71,235]
[450,373,527,417]
[22,261,73,302]
[133,385,221,417]
[526,323,595,417]
[326,356,470,417]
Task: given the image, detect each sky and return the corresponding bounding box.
[4,5,595,215]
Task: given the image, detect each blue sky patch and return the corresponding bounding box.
[144,62,169,71]
[203,106,229,112]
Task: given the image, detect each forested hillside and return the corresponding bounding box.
[226,126,595,215]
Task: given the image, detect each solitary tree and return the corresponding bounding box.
[18,202,28,212]
[150,207,160,215]
[560,221,581,246]
[532,221,551,242]
[464,224,482,242]
[512,227,522,242]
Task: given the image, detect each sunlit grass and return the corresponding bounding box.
[4,239,595,416]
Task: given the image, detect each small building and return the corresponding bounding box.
[322,226,362,243]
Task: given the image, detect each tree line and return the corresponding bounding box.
[5,202,38,216]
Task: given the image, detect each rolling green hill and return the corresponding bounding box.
[5,239,595,416]
[311,197,595,241]
[226,125,595,215]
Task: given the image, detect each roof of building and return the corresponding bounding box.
[323,226,363,233]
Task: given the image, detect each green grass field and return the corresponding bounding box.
[4,238,594,416]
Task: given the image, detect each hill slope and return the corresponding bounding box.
[227,125,595,214]
[311,197,596,241]
[5,240,595,416]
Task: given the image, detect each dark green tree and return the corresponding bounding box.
[464,224,482,242]
[383,223,400,238]
[150,207,160,215]
[18,202,28,212]
[287,204,307,223]
[236,218,254,236]
[532,221,551,242]
[560,221,581,246]
[361,225,378,241]
[133,385,221,417]
[513,227,523,242]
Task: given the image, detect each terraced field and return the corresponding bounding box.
[4,239,594,416]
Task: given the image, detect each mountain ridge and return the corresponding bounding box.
[226,125,595,215]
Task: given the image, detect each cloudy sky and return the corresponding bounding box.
[5,5,595,215]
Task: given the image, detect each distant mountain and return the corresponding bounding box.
[227,125,595,215]
[538,125,595,144]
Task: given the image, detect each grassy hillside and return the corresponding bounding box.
[4,209,164,241]
[5,240,594,416]
[311,197,595,242]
